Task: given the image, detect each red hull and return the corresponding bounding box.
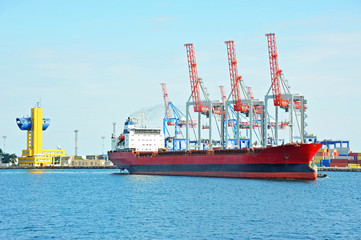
[108,143,321,180]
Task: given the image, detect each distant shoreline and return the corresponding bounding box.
[1,166,360,172]
[0,166,118,169]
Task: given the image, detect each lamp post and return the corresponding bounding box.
[2,136,6,153]
[74,130,79,156]
[101,136,105,155]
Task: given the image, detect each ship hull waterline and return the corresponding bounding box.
[108,143,321,180]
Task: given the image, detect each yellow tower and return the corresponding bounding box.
[17,106,65,166]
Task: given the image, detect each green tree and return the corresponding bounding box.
[0,148,17,164]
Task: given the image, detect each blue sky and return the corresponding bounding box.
[1,0,360,155]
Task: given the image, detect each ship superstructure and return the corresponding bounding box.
[114,117,164,152]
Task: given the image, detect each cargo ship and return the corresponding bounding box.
[108,118,321,180]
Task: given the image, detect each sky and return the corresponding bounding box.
[0,0,360,155]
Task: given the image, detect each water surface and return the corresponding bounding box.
[0,169,359,239]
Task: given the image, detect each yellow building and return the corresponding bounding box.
[16,106,65,166]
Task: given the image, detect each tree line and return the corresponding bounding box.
[0,149,17,164]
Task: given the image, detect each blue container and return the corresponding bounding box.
[320,159,331,167]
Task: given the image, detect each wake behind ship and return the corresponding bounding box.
[108,118,321,180]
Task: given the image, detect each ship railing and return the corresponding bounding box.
[134,151,157,158]
[214,148,251,155]
[252,148,264,154]
[157,150,188,156]
[189,150,208,155]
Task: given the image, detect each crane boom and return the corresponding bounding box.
[219,86,226,106]
[247,87,254,99]
[161,83,171,119]
[265,33,289,107]
[184,43,209,113]
[225,40,249,112]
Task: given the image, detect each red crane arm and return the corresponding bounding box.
[225,40,249,112]
[161,83,171,119]
[184,43,209,113]
[265,33,289,107]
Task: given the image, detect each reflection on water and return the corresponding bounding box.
[115,173,164,184]
[27,169,45,174]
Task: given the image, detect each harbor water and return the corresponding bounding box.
[0,169,360,239]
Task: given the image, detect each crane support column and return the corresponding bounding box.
[263,96,269,147]
[289,95,294,143]
[275,106,279,145]
[301,96,305,143]
[198,112,201,149]
[221,104,224,148]
[208,102,212,150]
[236,112,240,148]
[249,101,253,148]
[260,101,265,147]
[186,102,190,150]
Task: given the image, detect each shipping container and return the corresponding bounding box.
[330,163,348,167]
[314,152,328,157]
[320,159,331,167]
[348,160,357,164]
[331,159,349,163]
[336,147,350,151]
[333,156,353,160]
[348,164,360,168]
[318,149,328,153]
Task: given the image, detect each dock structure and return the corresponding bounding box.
[318,167,361,172]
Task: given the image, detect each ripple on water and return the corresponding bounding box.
[0,169,360,239]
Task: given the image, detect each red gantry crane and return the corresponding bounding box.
[225,40,250,113]
[184,43,209,114]
[265,33,290,108]
[224,40,264,148]
[184,43,223,150]
[263,33,307,146]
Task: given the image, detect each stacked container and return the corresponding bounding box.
[348,152,361,168]
[313,147,361,168]
[312,149,327,167]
